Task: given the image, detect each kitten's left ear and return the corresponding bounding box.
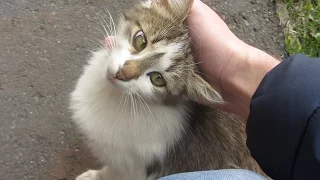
[186,74,223,105]
[153,0,194,21]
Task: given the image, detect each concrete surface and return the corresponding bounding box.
[0,0,284,179]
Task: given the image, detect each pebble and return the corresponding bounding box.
[240,12,247,20]
[244,20,250,27]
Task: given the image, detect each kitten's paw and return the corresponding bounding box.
[76,170,99,180]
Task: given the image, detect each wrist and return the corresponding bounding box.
[223,43,280,118]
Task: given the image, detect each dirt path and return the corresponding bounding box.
[0,0,284,179]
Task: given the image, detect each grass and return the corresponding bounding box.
[282,0,320,57]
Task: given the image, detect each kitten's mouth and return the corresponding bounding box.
[107,74,125,90]
[107,72,133,93]
[107,71,117,84]
[107,75,116,84]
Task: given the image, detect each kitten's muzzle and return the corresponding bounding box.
[115,60,142,81]
[115,53,164,81]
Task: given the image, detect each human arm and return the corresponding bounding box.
[188,0,280,118]
[188,1,320,179]
[247,54,320,179]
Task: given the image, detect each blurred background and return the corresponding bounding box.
[0,0,285,179]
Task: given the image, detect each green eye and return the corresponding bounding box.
[133,30,147,52]
[149,72,166,87]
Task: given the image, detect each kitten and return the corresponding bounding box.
[70,0,265,179]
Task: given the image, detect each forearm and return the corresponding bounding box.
[222,45,280,118]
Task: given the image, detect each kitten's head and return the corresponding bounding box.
[106,0,222,105]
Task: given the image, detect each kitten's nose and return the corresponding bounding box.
[115,61,141,81]
[115,68,126,81]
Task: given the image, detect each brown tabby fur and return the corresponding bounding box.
[73,0,268,179]
[120,0,266,178]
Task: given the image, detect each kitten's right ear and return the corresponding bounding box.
[152,0,194,21]
[186,74,224,105]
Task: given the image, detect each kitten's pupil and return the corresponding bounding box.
[133,30,147,52]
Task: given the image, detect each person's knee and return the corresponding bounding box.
[159,169,267,180]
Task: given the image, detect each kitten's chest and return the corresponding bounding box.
[81,95,188,159]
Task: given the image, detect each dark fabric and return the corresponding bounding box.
[247,54,320,180]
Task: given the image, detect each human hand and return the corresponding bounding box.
[188,0,279,118]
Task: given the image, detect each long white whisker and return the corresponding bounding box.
[116,93,125,111]
[135,93,156,124]
[99,13,113,36]
[88,38,105,50]
[136,93,148,118]
[96,15,111,38]
[107,11,117,37]
[107,11,117,49]
[98,12,117,50]
[132,93,137,122]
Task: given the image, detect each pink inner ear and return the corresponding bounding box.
[105,36,115,49]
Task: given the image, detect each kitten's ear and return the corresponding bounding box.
[152,0,194,21]
[186,74,223,105]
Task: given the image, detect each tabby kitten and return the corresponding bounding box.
[70,0,264,179]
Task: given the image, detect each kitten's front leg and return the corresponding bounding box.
[76,165,150,180]
[76,166,121,180]
[76,170,101,180]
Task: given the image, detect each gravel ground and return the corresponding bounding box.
[0,0,284,179]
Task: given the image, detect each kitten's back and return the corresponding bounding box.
[162,103,265,177]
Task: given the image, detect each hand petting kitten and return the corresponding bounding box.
[188,0,279,118]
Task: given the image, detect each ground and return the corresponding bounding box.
[0,0,284,179]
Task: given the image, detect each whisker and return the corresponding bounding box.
[136,92,148,118]
[133,93,137,121]
[96,15,111,37]
[98,12,113,36]
[135,92,156,124]
[100,11,117,49]
[107,11,117,35]
[116,93,125,111]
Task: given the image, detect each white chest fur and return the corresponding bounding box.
[70,50,188,170]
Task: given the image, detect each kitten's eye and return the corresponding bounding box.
[133,30,147,52]
[149,72,166,87]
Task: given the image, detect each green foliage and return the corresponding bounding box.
[284,0,320,57]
